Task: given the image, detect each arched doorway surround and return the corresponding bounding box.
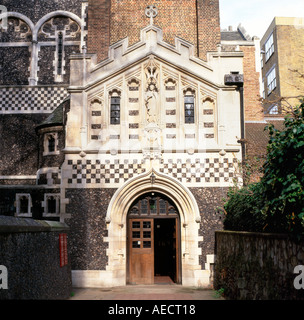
[105,169,209,287]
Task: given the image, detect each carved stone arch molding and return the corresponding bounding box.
[106,168,200,225]
[34,11,82,41]
[183,86,196,96]
[0,12,35,35]
[164,77,177,86]
[0,12,34,85]
[127,77,141,88]
[0,13,33,41]
[104,169,208,287]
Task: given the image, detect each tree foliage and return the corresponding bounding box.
[224,103,304,236]
[262,103,304,234]
[223,182,265,232]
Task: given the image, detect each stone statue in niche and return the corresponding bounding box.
[145,89,157,123]
[142,57,162,159]
[144,57,159,124]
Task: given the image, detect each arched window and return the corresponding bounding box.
[16,194,32,217]
[184,95,195,123]
[48,134,55,153]
[184,88,196,124]
[20,196,29,214]
[43,133,58,156]
[109,90,121,125]
[43,194,60,217]
[48,196,57,213]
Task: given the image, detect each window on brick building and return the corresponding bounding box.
[265,33,274,62]
[267,66,276,94]
[269,105,279,115]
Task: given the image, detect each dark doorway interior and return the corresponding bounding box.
[154,218,177,283]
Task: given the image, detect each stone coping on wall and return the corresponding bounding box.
[0,215,69,233]
[215,230,290,240]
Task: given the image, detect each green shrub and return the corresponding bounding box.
[223,183,265,232]
[223,103,304,236]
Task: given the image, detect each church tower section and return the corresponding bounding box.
[87,0,220,62]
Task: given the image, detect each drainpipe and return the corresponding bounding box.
[224,72,245,162]
[238,85,245,162]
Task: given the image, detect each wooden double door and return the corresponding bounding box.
[127,193,180,285]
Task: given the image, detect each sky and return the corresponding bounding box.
[219,0,304,39]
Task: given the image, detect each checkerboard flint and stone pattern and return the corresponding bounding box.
[66,158,146,186]
[0,87,68,113]
[160,157,238,184]
[64,156,239,187]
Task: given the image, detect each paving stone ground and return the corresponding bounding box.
[69,284,223,300]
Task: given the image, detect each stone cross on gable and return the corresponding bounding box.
[145,5,158,25]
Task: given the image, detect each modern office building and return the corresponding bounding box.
[260,17,304,116]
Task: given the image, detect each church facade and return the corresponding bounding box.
[0,0,260,287]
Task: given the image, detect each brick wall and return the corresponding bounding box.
[196,0,221,60]
[241,45,264,121]
[87,0,111,62]
[276,25,304,108]
[110,0,197,52]
[87,0,221,62]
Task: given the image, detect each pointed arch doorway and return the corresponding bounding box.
[106,169,203,287]
[127,192,181,285]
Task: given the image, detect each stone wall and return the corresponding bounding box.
[65,188,115,270]
[1,0,82,24]
[0,114,46,176]
[0,187,61,219]
[214,231,304,300]
[65,187,226,272]
[0,1,83,85]
[191,187,226,268]
[0,216,71,299]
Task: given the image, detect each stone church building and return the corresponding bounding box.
[0,0,261,287]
